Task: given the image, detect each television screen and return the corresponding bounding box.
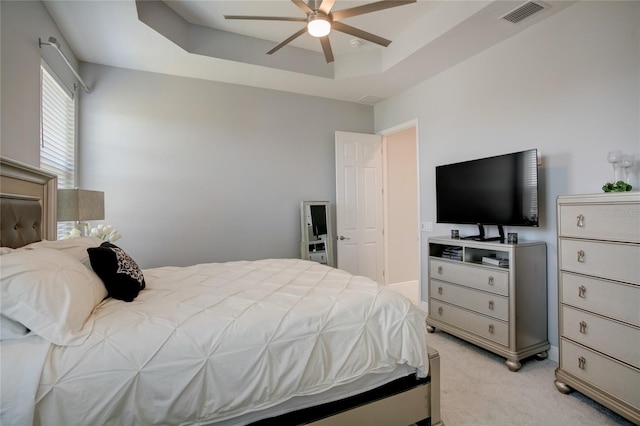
[436,149,539,228]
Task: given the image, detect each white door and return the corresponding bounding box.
[335,131,384,283]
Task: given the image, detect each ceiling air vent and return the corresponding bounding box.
[357,95,383,105]
[500,1,547,24]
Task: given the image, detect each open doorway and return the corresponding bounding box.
[381,122,420,307]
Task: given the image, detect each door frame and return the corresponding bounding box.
[379,119,422,303]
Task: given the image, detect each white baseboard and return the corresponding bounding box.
[388,280,419,288]
[388,280,419,304]
[548,345,559,363]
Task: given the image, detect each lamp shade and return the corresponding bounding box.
[57,189,105,221]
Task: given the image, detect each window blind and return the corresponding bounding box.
[40,63,76,238]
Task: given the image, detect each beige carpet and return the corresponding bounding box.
[426,330,634,425]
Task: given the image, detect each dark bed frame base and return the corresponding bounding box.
[252,375,431,426]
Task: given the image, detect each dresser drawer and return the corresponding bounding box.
[558,203,640,243]
[561,306,640,368]
[560,339,640,409]
[429,259,508,296]
[429,300,508,346]
[430,280,508,321]
[561,272,640,326]
[559,239,640,284]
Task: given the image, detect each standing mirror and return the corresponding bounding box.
[300,201,334,267]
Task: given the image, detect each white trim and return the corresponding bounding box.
[388,280,419,288]
[378,119,421,301]
[381,135,390,285]
[548,345,559,363]
[388,280,418,288]
[378,119,420,137]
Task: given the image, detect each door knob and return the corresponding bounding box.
[339,235,350,240]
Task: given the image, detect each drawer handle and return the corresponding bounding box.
[576,214,585,227]
[578,356,586,370]
[488,324,494,334]
[438,307,443,315]
[578,285,587,298]
[437,266,443,275]
[488,300,494,310]
[438,286,443,295]
[577,250,585,263]
[579,321,587,334]
[488,276,494,286]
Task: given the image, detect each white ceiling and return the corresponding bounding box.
[164,1,434,55]
[42,0,575,103]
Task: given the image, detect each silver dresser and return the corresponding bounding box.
[426,237,549,371]
[555,192,640,424]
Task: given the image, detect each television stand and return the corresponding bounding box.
[426,236,549,371]
[461,224,504,242]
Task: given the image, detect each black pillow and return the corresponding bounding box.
[87,242,145,302]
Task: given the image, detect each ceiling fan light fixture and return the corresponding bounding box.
[225,0,417,63]
[307,15,331,37]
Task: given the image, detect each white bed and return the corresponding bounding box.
[0,157,442,426]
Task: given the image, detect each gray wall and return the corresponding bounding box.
[374,0,640,357]
[0,1,373,269]
[77,63,373,268]
[0,0,80,164]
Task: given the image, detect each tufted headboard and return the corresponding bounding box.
[1,195,43,248]
[0,157,58,248]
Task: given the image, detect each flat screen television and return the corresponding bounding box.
[436,149,539,241]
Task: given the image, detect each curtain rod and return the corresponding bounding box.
[39,36,90,94]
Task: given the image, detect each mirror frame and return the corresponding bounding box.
[300,201,334,267]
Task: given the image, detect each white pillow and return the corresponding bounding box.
[0,248,107,346]
[22,236,103,269]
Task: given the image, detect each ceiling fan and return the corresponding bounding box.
[224,0,417,63]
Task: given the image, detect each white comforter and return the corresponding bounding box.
[5,259,428,425]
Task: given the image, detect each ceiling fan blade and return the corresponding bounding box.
[291,0,314,15]
[331,0,416,21]
[224,15,307,22]
[319,36,334,63]
[318,0,336,15]
[331,21,391,47]
[267,27,308,55]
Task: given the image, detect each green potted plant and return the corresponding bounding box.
[602,181,633,192]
